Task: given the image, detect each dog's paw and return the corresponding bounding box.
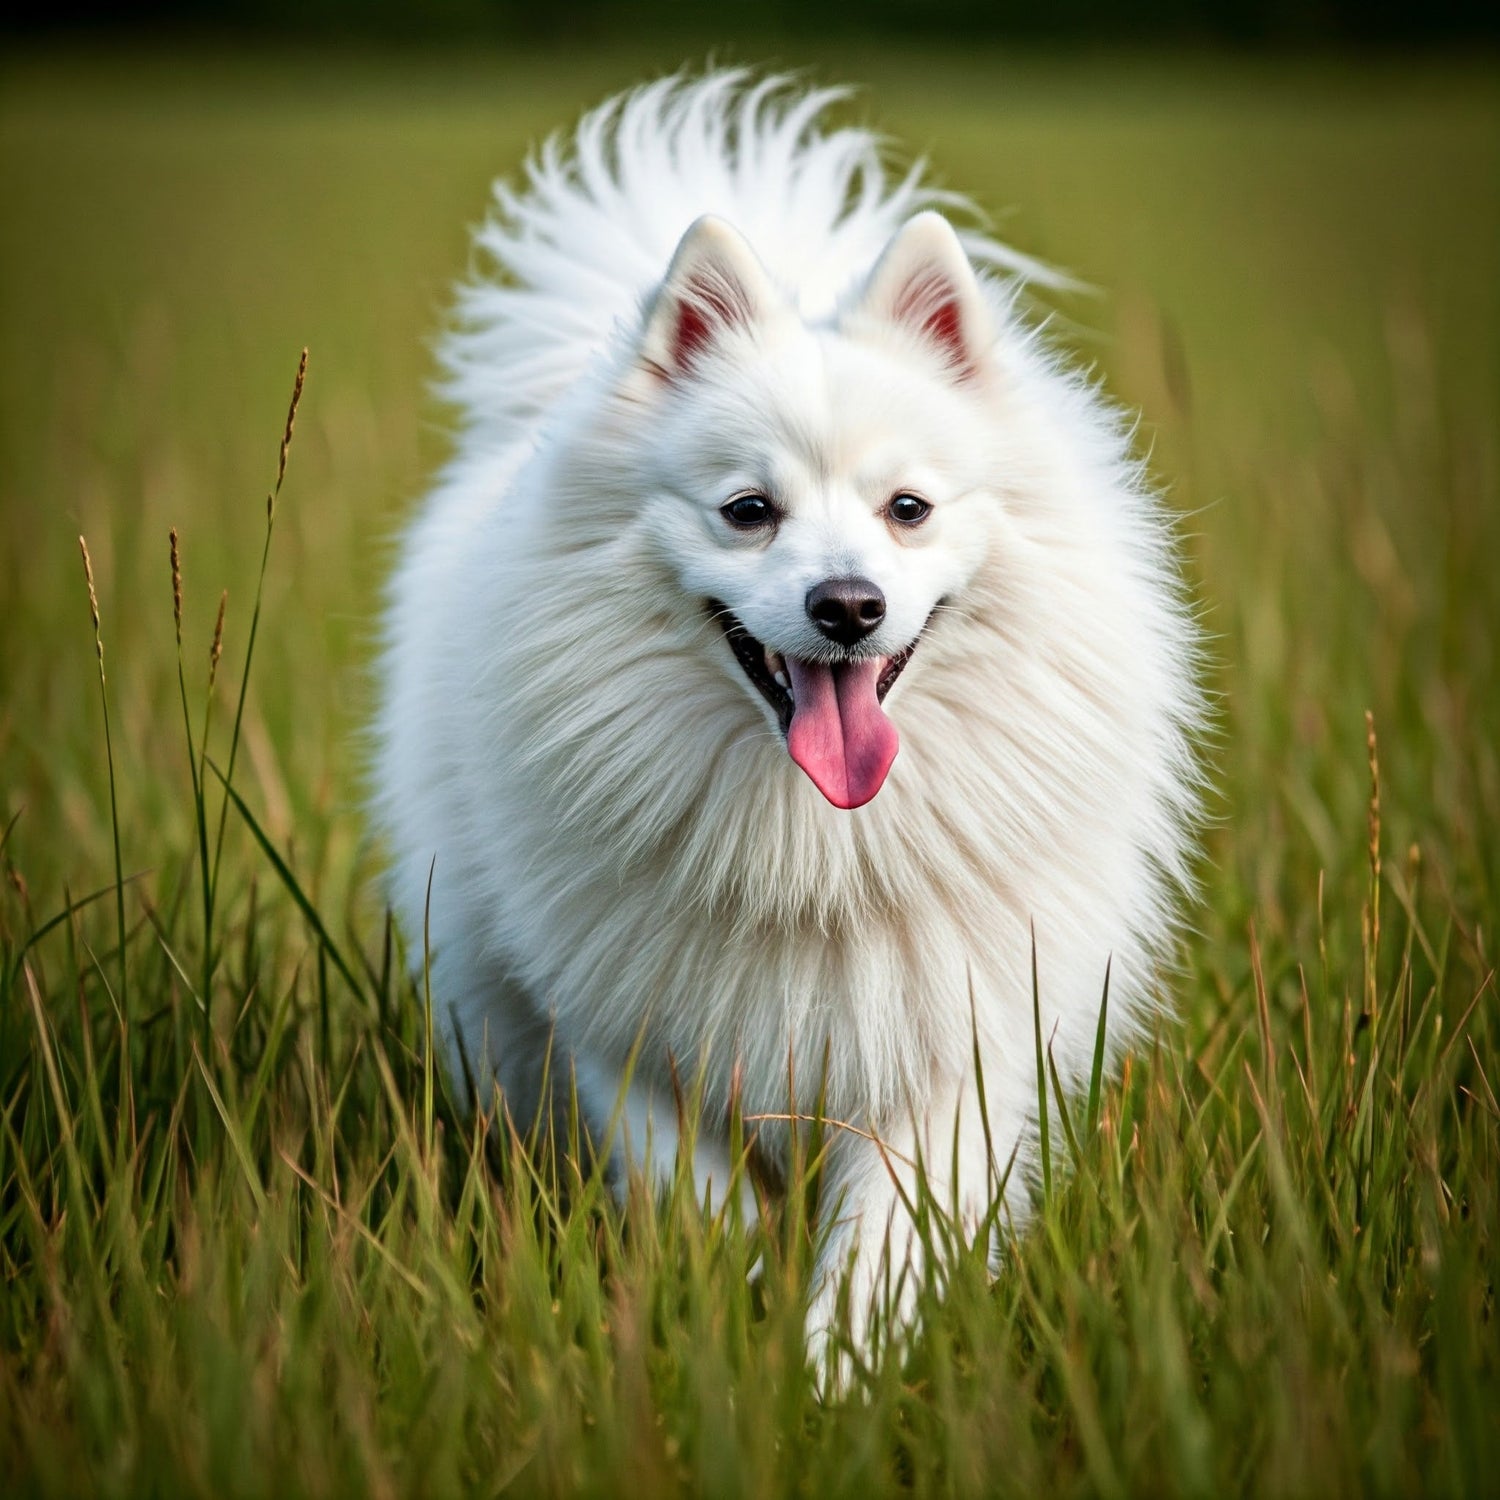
[803,1273,861,1398]
[803,1235,922,1397]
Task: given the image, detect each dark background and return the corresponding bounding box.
[8,0,1498,46]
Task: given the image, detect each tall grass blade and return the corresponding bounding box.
[1086,956,1111,1137]
[168,529,216,1037]
[205,757,366,1007]
[191,1042,268,1216]
[1031,921,1052,1205]
[77,536,128,1022]
[207,349,308,966]
[1046,1037,1082,1166]
[422,854,437,1165]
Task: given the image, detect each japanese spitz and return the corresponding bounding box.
[374,72,1204,1351]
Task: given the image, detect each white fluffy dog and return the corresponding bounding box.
[374,72,1204,1348]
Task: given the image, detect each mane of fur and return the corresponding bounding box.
[439,70,1047,463]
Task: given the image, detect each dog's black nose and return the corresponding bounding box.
[806,577,886,645]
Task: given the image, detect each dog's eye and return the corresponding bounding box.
[721,493,777,530]
[887,493,932,526]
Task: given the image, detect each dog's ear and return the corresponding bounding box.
[640,215,779,379]
[852,212,991,380]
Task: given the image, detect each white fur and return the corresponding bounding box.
[373,71,1205,1352]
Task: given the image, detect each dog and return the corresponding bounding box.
[373,70,1204,1355]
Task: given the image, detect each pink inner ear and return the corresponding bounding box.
[895,275,971,375]
[673,301,713,367]
[921,298,963,359]
[672,280,739,370]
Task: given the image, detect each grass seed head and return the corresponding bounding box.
[274,346,308,503]
[169,527,183,648]
[209,589,226,689]
[78,534,103,675]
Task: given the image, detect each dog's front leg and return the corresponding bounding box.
[804,1075,1005,1380]
[571,1051,759,1224]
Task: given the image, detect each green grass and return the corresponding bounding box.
[1,45,1497,1497]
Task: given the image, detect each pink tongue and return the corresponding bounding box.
[785,657,899,810]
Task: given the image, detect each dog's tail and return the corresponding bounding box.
[437,69,1048,456]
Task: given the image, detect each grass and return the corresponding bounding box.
[1,44,1497,1497]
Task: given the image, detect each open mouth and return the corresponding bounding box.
[706,600,925,809]
[707,603,920,733]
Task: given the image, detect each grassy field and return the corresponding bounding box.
[1,45,1497,1497]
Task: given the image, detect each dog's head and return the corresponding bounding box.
[624,212,1004,809]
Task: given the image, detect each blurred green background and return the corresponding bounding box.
[8,0,1497,44]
